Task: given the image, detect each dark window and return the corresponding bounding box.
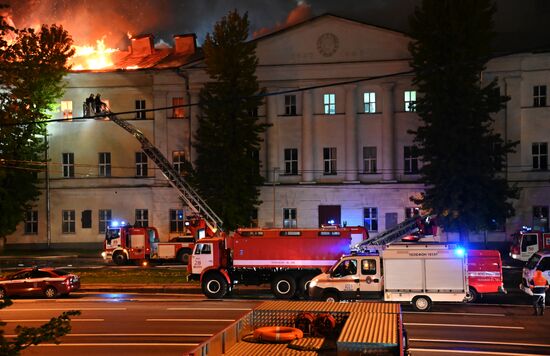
[62,210,76,234]
[364,207,378,232]
[98,152,111,177]
[323,147,337,175]
[534,85,547,107]
[284,148,298,175]
[533,206,549,232]
[362,146,377,173]
[136,99,146,119]
[283,208,297,228]
[170,209,185,233]
[284,95,297,115]
[136,152,148,177]
[135,209,149,227]
[62,153,74,178]
[81,210,92,229]
[532,143,548,170]
[404,146,420,174]
[172,151,186,175]
[24,210,38,235]
[99,209,112,234]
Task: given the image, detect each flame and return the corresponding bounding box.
[70,37,119,71]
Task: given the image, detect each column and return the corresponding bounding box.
[189,88,200,165]
[344,84,358,182]
[301,90,314,183]
[153,90,167,182]
[381,82,396,181]
[265,92,279,183]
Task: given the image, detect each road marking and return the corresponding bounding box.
[2,319,104,323]
[30,343,199,347]
[404,322,524,330]
[409,348,545,356]
[147,318,235,322]
[4,333,212,338]
[410,339,550,348]
[167,307,252,311]
[0,307,126,311]
[404,311,505,317]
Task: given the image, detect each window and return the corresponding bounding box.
[135,209,149,227]
[323,147,337,175]
[404,90,416,112]
[98,152,111,177]
[283,208,297,228]
[532,142,548,170]
[404,146,420,174]
[533,85,547,107]
[194,243,212,255]
[363,92,376,113]
[172,97,185,118]
[361,259,377,275]
[172,151,186,175]
[61,100,73,119]
[81,210,92,228]
[323,93,336,115]
[533,206,549,232]
[136,152,148,177]
[62,210,76,234]
[364,207,378,232]
[405,207,420,219]
[99,209,112,234]
[170,209,185,233]
[362,146,377,173]
[24,210,38,235]
[284,95,297,115]
[135,99,146,119]
[284,148,298,175]
[62,153,74,178]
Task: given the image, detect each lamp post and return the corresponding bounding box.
[272,167,279,227]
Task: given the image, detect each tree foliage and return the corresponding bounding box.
[194,10,268,230]
[0,4,74,239]
[0,297,80,355]
[408,0,518,236]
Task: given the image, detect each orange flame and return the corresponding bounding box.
[70,37,119,71]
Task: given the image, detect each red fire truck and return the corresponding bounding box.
[509,228,550,262]
[465,249,506,302]
[102,215,209,265]
[188,226,368,299]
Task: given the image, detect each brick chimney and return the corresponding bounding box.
[130,34,154,56]
[173,34,196,55]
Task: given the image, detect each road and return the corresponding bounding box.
[0,292,547,356]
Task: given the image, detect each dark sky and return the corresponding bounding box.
[4,0,550,52]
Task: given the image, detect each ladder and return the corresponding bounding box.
[104,110,224,234]
[355,214,433,250]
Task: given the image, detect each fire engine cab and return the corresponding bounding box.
[509,228,550,262]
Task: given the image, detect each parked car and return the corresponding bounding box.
[0,267,80,299]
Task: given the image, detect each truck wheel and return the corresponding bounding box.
[323,291,340,302]
[465,287,479,303]
[113,252,127,266]
[176,249,191,265]
[202,273,229,299]
[412,296,432,311]
[271,274,297,299]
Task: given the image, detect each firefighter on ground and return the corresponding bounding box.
[529,268,549,316]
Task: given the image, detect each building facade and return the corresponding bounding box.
[6,15,549,248]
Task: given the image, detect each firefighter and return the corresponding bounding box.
[529,268,549,316]
[95,93,104,114]
[84,94,94,116]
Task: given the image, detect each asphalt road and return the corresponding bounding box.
[0,291,546,356]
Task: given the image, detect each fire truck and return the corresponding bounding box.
[509,228,550,262]
[189,226,369,299]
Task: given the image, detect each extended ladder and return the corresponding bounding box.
[103,110,223,234]
[355,214,433,250]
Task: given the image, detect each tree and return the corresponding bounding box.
[408,0,518,240]
[0,4,74,243]
[0,297,80,355]
[194,10,268,231]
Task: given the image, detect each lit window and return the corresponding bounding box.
[404,90,416,112]
[323,147,337,175]
[61,100,73,119]
[285,95,297,115]
[533,85,547,107]
[284,148,298,175]
[99,209,112,234]
[172,151,186,175]
[323,94,336,115]
[135,99,146,119]
[136,152,148,177]
[24,210,38,235]
[363,92,376,113]
[362,146,377,173]
[404,146,420,174]
[62,153,74,178]
[170,209,185,233]
[98,152,111,177]
[62,210,76,234]
[135,209,149,227]
[364,207,378,232]
[532,142,548,170]
[283,208,297,228]
[172,97,185,118]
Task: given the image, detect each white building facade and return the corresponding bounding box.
[6,15,549,248]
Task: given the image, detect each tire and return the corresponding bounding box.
[113,252,127,266]
[465,286,479,303]
[412,296,432,312]
[271,274,297,299]
[44,286,57,299]
[0,287,6,299]
[176,249,192,265]
[202,273,229,299]
[323,291,340,302]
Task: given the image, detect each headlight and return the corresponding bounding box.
[511,254,518,259]
[101,252,107,259]
[309,279,318,288]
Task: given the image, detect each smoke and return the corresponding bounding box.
[253,1,312,38]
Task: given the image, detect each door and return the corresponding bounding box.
[358,257,383,299]
[4,271,32,295]
[191,243,214,275]
[29,270,52,295]
[128,231,146,260]
[318,205,341,227]
[329,258,360,299]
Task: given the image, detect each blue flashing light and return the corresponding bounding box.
[111,221,119,227]
[454,247,466,257]
[328,219,335,225]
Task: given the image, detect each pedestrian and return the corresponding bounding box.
[95,93,104,114]
[84,93,94,116]
[529,268,549,316]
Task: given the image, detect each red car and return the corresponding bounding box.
[0,267,80,299]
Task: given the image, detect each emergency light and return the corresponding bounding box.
[454,247,466,257]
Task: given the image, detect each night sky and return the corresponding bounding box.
[3,0,550,53]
